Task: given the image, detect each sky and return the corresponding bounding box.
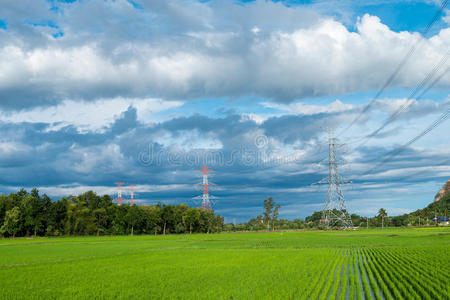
[0,0,449,222]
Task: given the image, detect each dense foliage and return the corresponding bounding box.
[370,194,450,227]
[302,196,450,228]
[235,196,450,231]
[0,189,224,237]
[1,189,448,237]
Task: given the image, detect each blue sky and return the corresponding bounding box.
[0,0,449,222]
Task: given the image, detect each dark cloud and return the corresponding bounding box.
[0,102,447,220]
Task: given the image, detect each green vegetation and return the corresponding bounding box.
[0,228,448,299]
[301,196,450,229]
[377,208,387,229]
[0,189,224,237]
[1,188,449,238]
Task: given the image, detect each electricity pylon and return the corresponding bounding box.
[193,166,217,210]
[114,182,125,206]
[129,184,135,205]
[314,129,353,228]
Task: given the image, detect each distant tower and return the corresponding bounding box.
[129,184,135,205]
[115,182,125,205]
[314,129,353,228]
[194,166,216,210]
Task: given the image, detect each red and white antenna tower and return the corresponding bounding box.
[195,165,216,210]
[129,184,135,205]
[114,182,125,205]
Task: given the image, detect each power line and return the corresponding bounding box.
[416,65,450,99]
[368,52,449,136]
[338,0,449,137]
[351,51,450,149]
[360,106,450,177]
[395,157,450,182]
[422,0,449,35]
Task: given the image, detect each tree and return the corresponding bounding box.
[161,205,175,235]
[30,188,39,198]
[47,200,68,236]
[183,208,200,234]
[350,214,362,227]
[21,190,50,236]
[1,207,21,238]
[65,196,97,235]
[145,206,161,235]
[263,197,274,229]
[305,211,322,224]
[272,204,280,230]
[378,208,387,229]
[199,209,217,234]
[93,208,107,236]
[125,205,140,236]
[173,203,189,233]
[215,214,224,233]
[22,194,42,236]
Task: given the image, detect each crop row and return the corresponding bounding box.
[0,237,447,299]
[299,246,448,299]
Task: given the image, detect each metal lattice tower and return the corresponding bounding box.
[114,182,125,206]
[129,184,135,205]
[315,129,353,228]
[194,166,216,210]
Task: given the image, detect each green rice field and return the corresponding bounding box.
[0,227,449,299]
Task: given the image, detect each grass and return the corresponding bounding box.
[0,227,449,299]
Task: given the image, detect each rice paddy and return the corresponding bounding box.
[0,227,449,299]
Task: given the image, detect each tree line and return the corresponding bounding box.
[226,197,308,231]
[229,195,450,232]
[303,195,450,228]
[0,189,224,237]
[1,189,447,237]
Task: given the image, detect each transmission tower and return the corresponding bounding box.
[114,182,125,206]
[129,184,135,205]
[194,166,216,210]
[315,129,353,228]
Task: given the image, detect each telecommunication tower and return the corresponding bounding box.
[194,166,216,210]
[114,182,125,205]
[314,129,353,228]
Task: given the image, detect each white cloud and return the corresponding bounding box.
[240,113,278,124]
[154,131,223,150]
[251,26,260,34]
[13,183,192,198]
[263,99,355,115]
[0,6,449,109]
[373,97,450,117]
[443,8,450,25]
[0,98,183,131]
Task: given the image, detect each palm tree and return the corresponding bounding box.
[378,208,387,229]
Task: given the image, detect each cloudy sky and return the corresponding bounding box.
[0,0,449,222]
